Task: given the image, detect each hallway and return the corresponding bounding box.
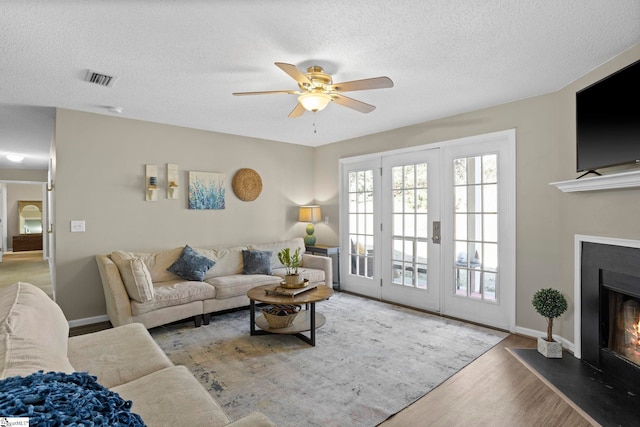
[0,250,52,298]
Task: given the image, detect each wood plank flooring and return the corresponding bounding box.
[379,334,594,427]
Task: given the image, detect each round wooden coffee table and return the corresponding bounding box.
[247,283,334,346]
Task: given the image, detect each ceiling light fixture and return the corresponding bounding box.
[7,154,25,163]
[298,92,332,112]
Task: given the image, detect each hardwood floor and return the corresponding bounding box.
[379,334,594,427]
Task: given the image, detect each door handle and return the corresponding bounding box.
[432,221,441,244]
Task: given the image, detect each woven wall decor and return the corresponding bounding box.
[232,168,262,201]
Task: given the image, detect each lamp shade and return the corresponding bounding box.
[298,93,331,112]
[299,205,322,223]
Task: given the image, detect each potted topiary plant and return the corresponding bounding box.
[532,287,568,358]
[277,247,304,287]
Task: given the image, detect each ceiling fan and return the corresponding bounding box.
[232,62,394,118]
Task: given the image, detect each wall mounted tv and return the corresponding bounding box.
[576,59,640,175]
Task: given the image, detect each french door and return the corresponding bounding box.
[340,130,515,331]
[380,150,440,311]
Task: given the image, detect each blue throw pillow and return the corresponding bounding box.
[0,371,145,426]
[167,245,215,281]
[242,249,272,275]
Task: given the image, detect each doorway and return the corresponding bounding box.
[340,130,515,331]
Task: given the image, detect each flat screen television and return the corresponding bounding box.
[576,59,640,175]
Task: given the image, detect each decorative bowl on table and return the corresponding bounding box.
[262,304,301,328]
[280,278,309,289]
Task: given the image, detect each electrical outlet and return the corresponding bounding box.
[70,220,85,232]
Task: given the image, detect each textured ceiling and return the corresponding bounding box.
[1,0,639,171]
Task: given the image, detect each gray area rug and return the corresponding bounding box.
[150,292,506,427]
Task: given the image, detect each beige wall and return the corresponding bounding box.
[314,44,640,343]
[54,110,316,321]
[53,45,640,344]
[0,169,47,182]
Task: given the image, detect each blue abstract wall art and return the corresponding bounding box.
[188,171,225,210]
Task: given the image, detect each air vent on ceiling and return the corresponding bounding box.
[85,70,118,87]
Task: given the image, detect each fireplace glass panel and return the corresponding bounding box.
[608,290,640,367]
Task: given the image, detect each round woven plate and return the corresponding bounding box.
[232,168,262,201]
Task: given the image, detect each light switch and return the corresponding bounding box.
[71,220,85,232]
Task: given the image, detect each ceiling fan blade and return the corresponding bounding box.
[332,94,376,113]
[328,76,394,92]
[288,103,306,118]
[232,90,297,96]
[275,62,312,86]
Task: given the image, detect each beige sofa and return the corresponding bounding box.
[0,282,276,426]
[96,238,332,329]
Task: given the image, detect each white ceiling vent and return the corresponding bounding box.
[85,70,118,87]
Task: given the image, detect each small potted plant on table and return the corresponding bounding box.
[277,247,304,288]
[532,287,568,358]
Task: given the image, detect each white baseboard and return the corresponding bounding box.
[514,326,576,355]
[68,314,109,329]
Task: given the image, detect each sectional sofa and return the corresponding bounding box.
[95,238,332,329]
[0,282,276,426]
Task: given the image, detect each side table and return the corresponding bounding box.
[305,244,340,290]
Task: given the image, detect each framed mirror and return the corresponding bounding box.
[18,200,43,234]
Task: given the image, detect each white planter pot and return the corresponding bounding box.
[537,337,563,358]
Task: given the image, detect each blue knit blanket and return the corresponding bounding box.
[0,371,145,426]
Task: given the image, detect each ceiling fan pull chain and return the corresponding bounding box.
[313,113,317,134]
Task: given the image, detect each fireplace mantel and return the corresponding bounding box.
[551,169,640,192]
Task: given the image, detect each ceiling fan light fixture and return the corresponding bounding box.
[298,92,332,112]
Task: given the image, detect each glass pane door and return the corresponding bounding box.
[341,159,380,298]
[381,149,440,312]
[348,169,374,279]
[391,163,429,289]
[441,130,516,331]
[453,154,498,302]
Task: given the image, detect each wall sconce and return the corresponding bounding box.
[299,205,322,246]
[167,163,179,199]
[145,164,158,201]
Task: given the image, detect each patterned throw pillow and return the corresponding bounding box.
[242,249,273,275]
[167,245,215,281]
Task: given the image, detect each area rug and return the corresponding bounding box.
[150,292,506,427]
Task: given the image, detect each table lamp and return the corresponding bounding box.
[299,205,322,246]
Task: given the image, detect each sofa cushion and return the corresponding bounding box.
[167,245,215,281]
[112,366,231,427]
[194,246,247,279]
[130,280,216,316]
[109,255,155,303]
[68,323,174,389]
[206,274,281,299]
[111,247,184,283]
[0,283,74,379]
[0,282,74,378]
[0,371,144,426]
[242,249,272,275]
[248,238,306,268]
